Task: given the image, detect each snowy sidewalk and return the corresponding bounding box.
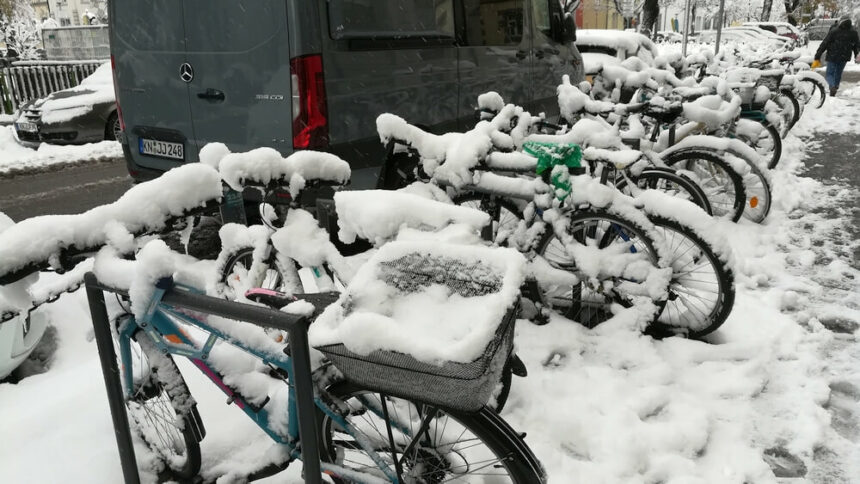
[0,126,122,177]
[0,92,859,483]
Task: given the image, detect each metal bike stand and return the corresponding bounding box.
[84,273,323,484]
[84,273,141,484]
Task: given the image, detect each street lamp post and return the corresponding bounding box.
[682,0,692,55]
[714,0,727,54]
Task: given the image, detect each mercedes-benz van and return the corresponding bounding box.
[109,0,583,188]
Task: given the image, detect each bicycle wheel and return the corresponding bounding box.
[532,209,661,328]
[738,158,772,223]
[452,193,523,246]
[645,215,735,339]
[774,90,801,135]
[662,150,746,222]
[735,118,782,170]
[617,167,713,215]
[219,246,301,299]
[317,381,546,483]
[116,317,203,479]
[798,77,826,109]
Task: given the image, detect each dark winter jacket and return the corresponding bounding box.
[815,19,860,63]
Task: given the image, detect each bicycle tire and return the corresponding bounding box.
[616,167,713,215]
[645,215,736,339]
[736,118,782,170]
[738,158,772,223]
[218,246,301,299]
[661,150,746,222]
[531,208,662,328]
[776,90,801,134]
[798,77,827,109]
[317,380,546,483]
[116,319,203,480]
[452,193,523,246]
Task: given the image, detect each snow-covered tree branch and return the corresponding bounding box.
[0,0,42,60]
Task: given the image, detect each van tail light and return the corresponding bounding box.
[290,54,328,150]
[110,55,126,133]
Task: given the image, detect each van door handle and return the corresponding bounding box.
[197,88,225,102]
[515,50,528,60]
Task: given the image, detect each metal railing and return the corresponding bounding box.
[1,60,105,116]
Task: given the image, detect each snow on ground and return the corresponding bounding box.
[0,126,122,176]
[1,89,859,483]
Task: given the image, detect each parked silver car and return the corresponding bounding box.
[13,63,119,145]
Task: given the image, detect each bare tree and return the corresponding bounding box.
[760,0,774,20]
[783,0,803,24]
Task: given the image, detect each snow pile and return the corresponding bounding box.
[577,29,658,58]
[557,75,616,119]
[376,113,461,164]
[333,190,489,245]
[309,240,526,364]
[271,209,338,268]
[681,94,742,129]
[216,146,350,193]
[0,126,122,176]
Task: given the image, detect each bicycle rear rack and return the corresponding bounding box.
[84,272,322,484]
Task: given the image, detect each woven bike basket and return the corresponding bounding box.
[313,243,524,413]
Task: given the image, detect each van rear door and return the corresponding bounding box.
[111,0,195,173]
[182,0,293,155]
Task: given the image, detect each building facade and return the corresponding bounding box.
[576,0,626,29]
[46,0,104,26]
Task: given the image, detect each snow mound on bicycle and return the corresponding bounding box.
[310,240,526,365]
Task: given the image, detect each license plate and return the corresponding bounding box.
[139,138,184,160]
[16,122,37,133]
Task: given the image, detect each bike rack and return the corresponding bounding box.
[84,272,322,484]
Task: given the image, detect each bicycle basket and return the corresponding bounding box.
[757,73,783,92]
[311,241,525,412]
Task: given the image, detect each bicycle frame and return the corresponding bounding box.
[114,280,405,483]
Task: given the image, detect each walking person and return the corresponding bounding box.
[813,16,860,97]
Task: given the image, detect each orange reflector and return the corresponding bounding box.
[749,197,758,208]
[165,334,182,344]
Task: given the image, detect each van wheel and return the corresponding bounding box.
[106,112,121,141]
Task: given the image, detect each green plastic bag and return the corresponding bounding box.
[522,140,583,201]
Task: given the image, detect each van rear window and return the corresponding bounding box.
[328,0,455,40]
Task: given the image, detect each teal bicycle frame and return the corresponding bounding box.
[116,280,404,483]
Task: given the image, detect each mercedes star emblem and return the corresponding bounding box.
[180,63,194,83]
